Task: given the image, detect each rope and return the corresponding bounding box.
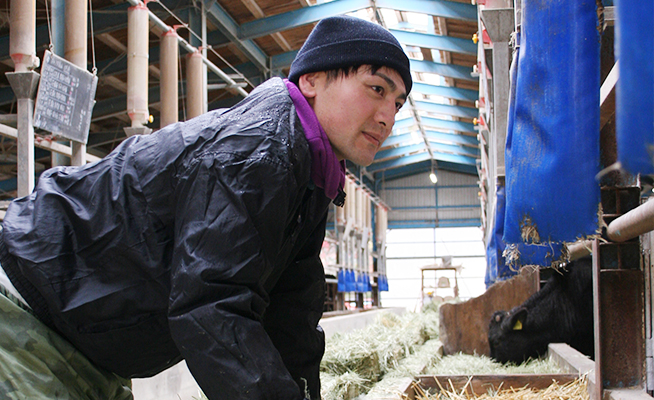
[44,0,54,51]
[88,0,97,75]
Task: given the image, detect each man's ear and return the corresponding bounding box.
[297,72,320,99]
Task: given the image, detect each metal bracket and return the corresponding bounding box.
[481,8,515,44]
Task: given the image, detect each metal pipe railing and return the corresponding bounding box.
[566,196,654,262]
[126,0,248,98]
[607,197,654,242]
[0,122,102,163]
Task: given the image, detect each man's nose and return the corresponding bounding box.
[377,100,396,130]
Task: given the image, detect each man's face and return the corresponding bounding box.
[299,66,407,166]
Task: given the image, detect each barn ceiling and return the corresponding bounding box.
[0,0,479,199]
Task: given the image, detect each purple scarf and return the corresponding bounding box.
[284,79,346,203]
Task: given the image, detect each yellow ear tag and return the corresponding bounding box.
[512,320,523,330]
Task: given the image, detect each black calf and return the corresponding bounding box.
[488,257,594,364]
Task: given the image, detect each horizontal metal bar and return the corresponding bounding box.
[382,130,478,147]
[410,59,477,82]
[392,204,480,210]
[239,0,370,40]
[388,218,482,229]
[375,143,427,160]
[369,150,477,173]
[607,197,654,242]
[414,100,478,119]
[425,131,478,147]
[390,29,476,55]
[376,0,477,22]
[411,82,478,102]
[394,117,476,134]
[239,0,476,41]
[382,184,478,190]
[0,123,101,163]
[375,140,478,161]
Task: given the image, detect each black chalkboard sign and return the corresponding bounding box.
[34,50,98,144]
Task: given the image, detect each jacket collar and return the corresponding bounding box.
[284,79,346,206]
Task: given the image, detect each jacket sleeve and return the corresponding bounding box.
[167,149,306,400]
[263,215,328,400]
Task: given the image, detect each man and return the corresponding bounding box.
[0,15,411,400]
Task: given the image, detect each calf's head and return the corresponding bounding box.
[488,307,545,364]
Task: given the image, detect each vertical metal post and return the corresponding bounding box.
[188,6,208,115]
[125,2,152,136]
[6,73,39,198]
[186,51,204,119]
[592,187,645,400]
[160,29,179,128]
[201,3,208,115]
[480,8,514,178]
[51,0,70,167]
[643,229,654,393]
[8,0,39,197]
[491,41,509,176]
[591,239,602,400]
[65,0,87,165]
[9,0,39,72]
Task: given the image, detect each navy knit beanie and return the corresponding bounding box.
[289,16,412,94]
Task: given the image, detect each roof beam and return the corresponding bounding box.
[238,0,293,51]
[375,141,478,160]
[368,150,477,172]
[422,117,476,133]
[376,0,477,22]
[426,141,480,158]
[375,143,428,160]
[238,0,476,40]
[368,152,432,172]
[427,130,479,147]
[394,116,476,133]
[382,133,419,147]
[384,128,477,148]
[410,59,477,82]
[411,82,478,102]
[202,0,270,73]
[239,0,370,40]
[390,29,476,56]
[271,51,298,71]
[424,130,478,147]
[374,159,477,180]
[414,100,478,119]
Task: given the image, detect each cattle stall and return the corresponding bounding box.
[477,1,654,400]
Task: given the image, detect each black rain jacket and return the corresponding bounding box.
[0,78,332,400]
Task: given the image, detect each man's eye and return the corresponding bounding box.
[372,86,384,95]
[395,102,404,112]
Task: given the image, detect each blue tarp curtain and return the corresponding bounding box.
[615,0,654,175]
[499,0,601,272]
[337,269,378,292]
[485,185,507,288]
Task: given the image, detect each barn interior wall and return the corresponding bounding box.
[380,170,481,229]
[381,226,486,311]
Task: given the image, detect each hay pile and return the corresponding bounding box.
[424,353,562,376]
[320,310,441,400]
[364,338,443,399]
[412,375,589,400]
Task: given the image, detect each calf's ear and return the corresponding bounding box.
[509,308,528,330]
